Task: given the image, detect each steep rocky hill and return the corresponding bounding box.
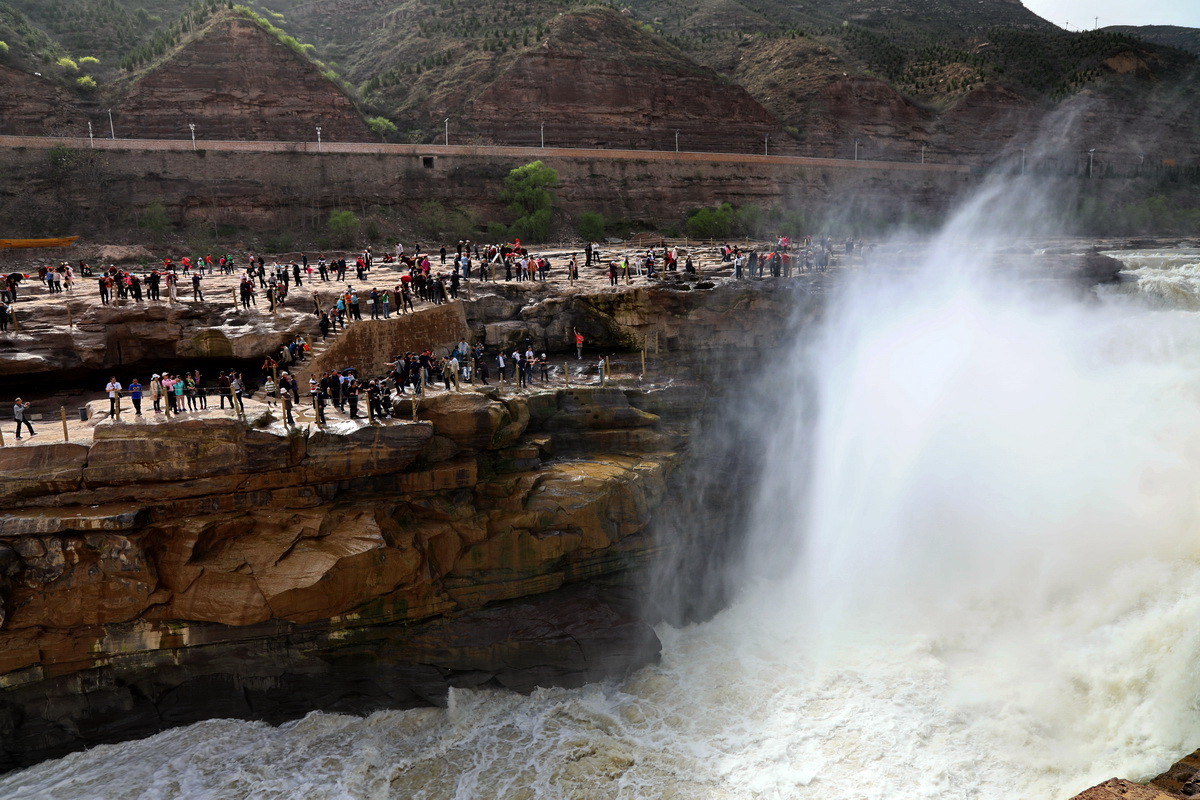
[0,0,1197,165]
[111,10,370,141]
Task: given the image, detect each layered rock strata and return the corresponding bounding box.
[0,385,692,769]
[113,14,369,142]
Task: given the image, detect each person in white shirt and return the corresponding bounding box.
[105,376,123,417]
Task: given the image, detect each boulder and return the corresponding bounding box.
[418,392,529,450]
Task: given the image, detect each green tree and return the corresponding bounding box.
[142,201,170,241]
[0,42,9,55]
[328,209,360,247]
[78,56,100,67]
[366,116,398,141]
[577,211,606,241]
[76,75,97,92]
[56,57,79,72]
[686,203,736,239]
[502,160,557,242]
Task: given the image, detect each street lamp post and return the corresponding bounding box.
[316,126,322,152]
[188,122,196,151]
[444,118,449,146]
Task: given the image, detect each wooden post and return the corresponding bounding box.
[411,393,418,423]
[10,305,17,333]
[229,384,242,419]
[68,308,73,329]
[115,394,122,418]
[655,331,660,355]
[61,406,68,441]
[641,347,646,377]
[605,356,611,384]
[272,365,279,408]
[0,425,5,446]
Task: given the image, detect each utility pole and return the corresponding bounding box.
[1088,148,1096,178]
[88,121,94,148]
[854,139,860,161]
[1021,147,1026,174]
[920,144,925,164]
[675,130,679,152]
[316,126,322,152]
[188,122,196,151]
[764,133,769,155]
[540,121,545,148]
[444,118,449,146]
[107,109,116,139]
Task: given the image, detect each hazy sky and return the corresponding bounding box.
[1021,0,1200,29]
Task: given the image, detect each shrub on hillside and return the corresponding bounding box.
[328,210,360,247]
[577,211,606,241]
[367,116,398,141]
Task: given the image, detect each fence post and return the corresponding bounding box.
[61,406,69,441]
[0,425,5,446]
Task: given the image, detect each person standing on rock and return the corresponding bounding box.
[105,376,123,418]
[280,389,295,427]
[12,398,34,439]
[192,273,204,302]
[151,374,164,413]
[347,378,361,419]
[128,378,144,416]
[319,311,331,341]
[574,328,585,360]
[314,386,327,425]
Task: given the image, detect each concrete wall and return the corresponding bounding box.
[0,136,975,238]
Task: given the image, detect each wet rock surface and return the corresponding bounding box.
[0,384,691,770]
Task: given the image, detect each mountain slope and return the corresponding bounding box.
[112,9,370,142]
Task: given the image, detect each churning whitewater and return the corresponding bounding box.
[7,229,1200,796]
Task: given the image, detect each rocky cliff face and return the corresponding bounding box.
[0,385,692,769]
[0,64,88,137]
[0,297,317,379]
[112,13,369,142]
[466,9,785,153]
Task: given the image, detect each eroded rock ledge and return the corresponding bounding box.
[0,385,693,769]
